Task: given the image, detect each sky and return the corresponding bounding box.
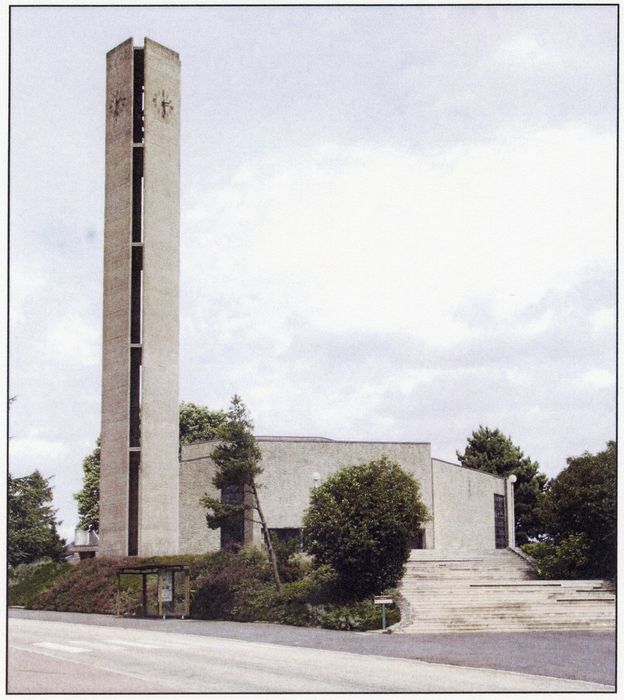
[9,5,616,543]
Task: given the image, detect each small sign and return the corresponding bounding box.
[374,595,393,605]
[161,571,173,602]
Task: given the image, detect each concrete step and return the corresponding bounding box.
[396,548,615,633]
[401,623,616,633]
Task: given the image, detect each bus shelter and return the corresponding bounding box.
[115,563,190,619]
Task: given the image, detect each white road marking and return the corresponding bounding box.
[33,642,90,653]
[9,643,180,690]
[68,640,128,651]
[104,639,161,649]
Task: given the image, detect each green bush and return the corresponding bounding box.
[538,442,615,579]
[30,558,144,615]
[303,456,429,597]
[271,536,309,583]
[189,547,270,619]
[230,569,399,630]
[8,559,71,607]
[231,565,333,621]
[27,549,401,631]
[307,599,399,631]
[522,533,590,580]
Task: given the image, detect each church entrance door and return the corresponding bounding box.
[494,494,507,548]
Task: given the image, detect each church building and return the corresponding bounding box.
[97,37,516,560]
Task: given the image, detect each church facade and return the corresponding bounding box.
[178,437,516,555]
[97,38,516,559]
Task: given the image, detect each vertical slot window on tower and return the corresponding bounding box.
[133,48,144,144]
[129,346,142,448]
[132,148,144,243]
[128,451,140,556]
[131,245,143,344]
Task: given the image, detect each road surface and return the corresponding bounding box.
[8,616,614,693]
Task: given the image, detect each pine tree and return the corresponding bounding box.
[201,395,282,591]
[9,470,66,566]
[457,426,547,544]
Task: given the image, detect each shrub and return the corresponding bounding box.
[306,599,400,631]
[189,547,270,619]
[523,533,591,580]
[538,442,615,579]
[231,568,399,630]
[303,456,429,598]
[30,558,142,615]
[270,536,311,583]
[8,559,71,607]
[26,549,401,631]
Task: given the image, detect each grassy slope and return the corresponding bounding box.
[9,560,72,607]
[22,550,400,631]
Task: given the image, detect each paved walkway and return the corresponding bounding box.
[9,609,615,687]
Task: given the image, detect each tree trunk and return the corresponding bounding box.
[251,480,282,592]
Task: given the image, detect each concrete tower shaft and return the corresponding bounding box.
[99,38,180,557]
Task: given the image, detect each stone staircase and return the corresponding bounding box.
[396,549,615,633]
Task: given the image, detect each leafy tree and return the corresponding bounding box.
[456,426,547,544]
[200,395,282,591]
[75,403,226,533]
[179,402,227,446]
[9,470,66,566]
[302,456,430,598]
[75,437,101,532]
[537,441,615,579]
[523,533,591,580]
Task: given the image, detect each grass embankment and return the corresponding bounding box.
[18,547,400,631]
[8,559,72,607]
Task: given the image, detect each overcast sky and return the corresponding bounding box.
[9,5,616,542]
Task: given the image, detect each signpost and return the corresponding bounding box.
[373,595,393,631]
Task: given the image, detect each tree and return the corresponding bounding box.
[75,437,101,532]
[302,456,430,598]
[537,441,615,579]
[456,426,547,544]
[9,470,66,566]
[75,403,227,533]
[179,402,227,446]
[200,395,282,591]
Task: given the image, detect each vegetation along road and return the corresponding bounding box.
[8,612,614,692]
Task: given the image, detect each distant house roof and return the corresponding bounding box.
[69,529,100,550]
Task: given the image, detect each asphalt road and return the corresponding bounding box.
[10,608,616,686]
[7,612,615,693]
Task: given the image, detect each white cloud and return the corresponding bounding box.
[519,312,554,337]
[495,36,555,68]
[579,369,615,389]
[10,434,69,466]
[591,307,615,332]
[47,317,100,367]
[183,125,614,351]
[10,266,48,323]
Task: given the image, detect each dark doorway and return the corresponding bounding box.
[410,528,426,549]
[220,484,244,550]
[494,494,507,548]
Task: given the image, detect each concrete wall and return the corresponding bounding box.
[139,37,181,555]
[99,38,134,557]
[431,458,505,551]
[179,438,433,554]
[178,444,221,554]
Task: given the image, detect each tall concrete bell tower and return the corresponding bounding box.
[99,38,180,557]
